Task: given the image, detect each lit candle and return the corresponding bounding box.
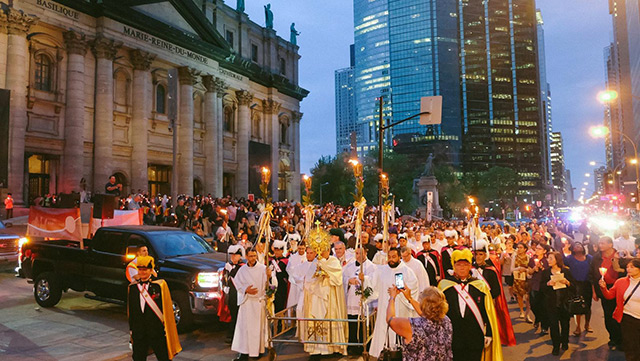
[261,167,271,184]
[302,174,312,192]
[381,173,389,191]
[533,258,540,266]
[599,267,607,278]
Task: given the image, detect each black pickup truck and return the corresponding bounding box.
[18,225,226,331]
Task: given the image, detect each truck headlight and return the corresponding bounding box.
[197,272,220,288]
[18,237,28,248]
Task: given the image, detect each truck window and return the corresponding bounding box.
[126,234,156,258]
[93,231,126,255]
[147,231,213,258]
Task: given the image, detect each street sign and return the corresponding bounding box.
[419,96,442,125]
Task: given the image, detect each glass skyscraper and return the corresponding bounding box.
[346,0,546,193]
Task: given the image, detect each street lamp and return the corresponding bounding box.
[585,173,591,177]
[319,182,329,205]
[590,125,640,209]
[597,90,619,103]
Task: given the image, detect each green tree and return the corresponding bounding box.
[309,155,356,206]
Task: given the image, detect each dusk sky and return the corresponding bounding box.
[242,0,612,197]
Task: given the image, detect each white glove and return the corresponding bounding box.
[484,336,492,348]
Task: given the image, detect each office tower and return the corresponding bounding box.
[335,45,357,155]
[348,0,547,195]
[550,132,567,204]
[594,166,607,195]
[537,10,553,191]
[460,0,545,194]
[604,0,640,184]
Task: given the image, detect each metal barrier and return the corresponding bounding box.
[266,306,377,360]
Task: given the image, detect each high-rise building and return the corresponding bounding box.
[604,0,640,186]
[335,45,357,155]
[565,169,574,204]
[345,0,547,195]
[594,166,607,195]
[460,0,545,194]
[537,10,553,191]
[549,132,567,204]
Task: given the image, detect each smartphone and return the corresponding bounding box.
[395,273,405,289]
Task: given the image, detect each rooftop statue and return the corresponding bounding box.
[290,23,300,45]
[264,4,273,29]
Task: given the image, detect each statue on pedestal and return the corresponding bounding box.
[290,23,300,45]
[237,0,245,12]
[421,153,434,176]
[264,4,274,29]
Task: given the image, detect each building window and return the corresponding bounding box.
[226,30,234,48]
[34,54,52,92]
[280,122,288,145]
[279,57,286,75]
[148,165,171,196]
[156,84,166,114]
[251,44,259,62]
[252,114,261,139]
[224,106,234,132]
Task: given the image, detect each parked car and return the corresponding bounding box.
[0,220,21,264]
[18,225,226,331]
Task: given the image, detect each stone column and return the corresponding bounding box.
[291,111,303,201]
[235,90,253,197]
[202,75,217,196]
[263,99,281,199]
[130,50,155,193]
[0,11,8,88]
[91,35,120,193]
[216,83,227,196]
[6,8,38,204]
[61,31,88,193]
[178,67,198,196]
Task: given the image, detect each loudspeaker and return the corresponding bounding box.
[55,193,80,208]
[93,194,116,219]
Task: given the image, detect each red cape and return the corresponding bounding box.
[485,265,516,346]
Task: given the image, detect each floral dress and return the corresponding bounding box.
[512,253,530,296]
[403,316,453,361]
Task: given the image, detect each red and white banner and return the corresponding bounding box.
[89,209,143,236]
[27,206,83,241]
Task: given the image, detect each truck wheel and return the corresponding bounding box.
[34,272,62,307]
[171,290,193,333]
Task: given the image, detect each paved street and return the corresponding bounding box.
[0,267,628,361]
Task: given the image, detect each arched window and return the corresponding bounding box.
[156,84,166,114]
[224,106,234,132]
[280,122,288,145]
[34,54,52,92]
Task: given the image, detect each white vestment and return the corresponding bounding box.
[342,259,377,315]
[402,257,430,292]
[231,262,277,357]
[364,263,419,358]
[301,256,348,355]
[433,238,447,253]
[290,258,318,319]
[372,250,388,265]
[286,252,307,309]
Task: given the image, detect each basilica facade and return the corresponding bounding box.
[0,0,308,205]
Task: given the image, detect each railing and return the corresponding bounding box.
[266,306,377,360]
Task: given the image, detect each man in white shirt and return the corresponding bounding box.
[433,230,448,253]
[342,247,376,356]
[334,241,354,267]
[615,228,636,254]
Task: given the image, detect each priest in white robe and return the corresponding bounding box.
[301,226,348,356]
[400,246,430,293]
[231,249,277,360]
[290,246,318,335]
[361,248,419,358]
[286,242,307,310]
[342,247,377,355]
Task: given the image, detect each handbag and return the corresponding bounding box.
[378,325,402,361]
[565,294,587,315]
